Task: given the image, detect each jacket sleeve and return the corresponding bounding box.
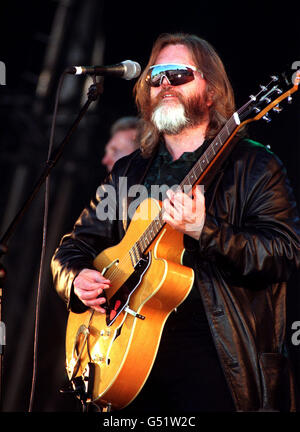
[196,144,300,284]
[51,171,119,311]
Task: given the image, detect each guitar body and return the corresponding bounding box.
[66,198,194,410]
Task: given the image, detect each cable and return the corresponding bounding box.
[28,71,67,412]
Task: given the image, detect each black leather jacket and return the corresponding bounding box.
[51,138,300,411]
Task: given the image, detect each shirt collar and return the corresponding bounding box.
[157,139,210,164]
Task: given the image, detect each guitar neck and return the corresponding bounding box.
[179,112,241,190]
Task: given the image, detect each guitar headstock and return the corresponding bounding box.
[238,68,300,125]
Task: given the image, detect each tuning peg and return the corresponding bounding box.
[262,114,272,122]
[253,107,261,113]
[271,75,279,82]
[287,96,293,104]
[264,97,272,103]
[260,85,268,91]
[275,88,283,94]
[273,104,283,113]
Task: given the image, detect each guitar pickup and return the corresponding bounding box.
[124,306,145,320]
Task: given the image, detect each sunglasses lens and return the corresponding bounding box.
[167,69,194,86]
[146,64,195,87]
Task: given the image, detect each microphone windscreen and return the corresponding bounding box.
[122,60,141,80]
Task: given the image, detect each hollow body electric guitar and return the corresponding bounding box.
[65,69,299,410]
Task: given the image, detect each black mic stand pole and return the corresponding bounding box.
[0,78,104,410]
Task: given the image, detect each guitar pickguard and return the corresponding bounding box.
[105,253,151,326]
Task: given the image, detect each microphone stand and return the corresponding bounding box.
[0,77,104,410]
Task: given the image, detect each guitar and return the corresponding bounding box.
[65,69,300,410]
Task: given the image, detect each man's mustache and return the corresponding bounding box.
[152,88,184,109]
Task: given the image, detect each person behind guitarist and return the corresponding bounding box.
[101,116,140,172]
[51,33,300,412]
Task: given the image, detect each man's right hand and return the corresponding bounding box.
[73,268,111,313]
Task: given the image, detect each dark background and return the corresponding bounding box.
[0,0,299,412]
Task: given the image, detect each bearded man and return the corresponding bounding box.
[51,33,300,412]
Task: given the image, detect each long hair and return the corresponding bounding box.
[134,33,236,157]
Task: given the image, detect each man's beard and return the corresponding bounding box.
[151,90,209,135]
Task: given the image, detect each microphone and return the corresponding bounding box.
[66,60,141,80]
